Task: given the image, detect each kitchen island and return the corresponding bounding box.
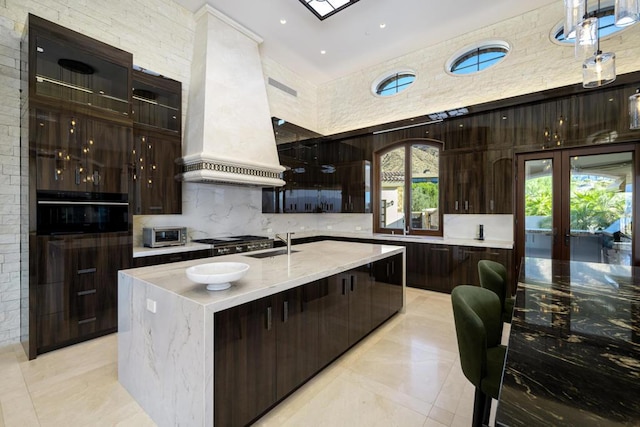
[118,240,405,426]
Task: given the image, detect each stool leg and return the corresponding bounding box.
[472,388,486,427]
[482,394,492,426]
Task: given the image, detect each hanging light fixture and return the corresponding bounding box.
[575,16,598,59]
[582,51,616,88]
[630,89,640,129]
[614,0,639,26]
[565,0,586,38]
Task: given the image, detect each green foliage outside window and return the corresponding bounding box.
[525,175,626,230]
[411,182,439,212]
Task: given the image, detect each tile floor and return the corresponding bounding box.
[0,288,495,427]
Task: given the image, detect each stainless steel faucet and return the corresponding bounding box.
[275,232,294,255]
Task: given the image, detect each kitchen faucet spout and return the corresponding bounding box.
[275,232,294,256]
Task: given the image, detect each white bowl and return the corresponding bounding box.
[185,262,250,291]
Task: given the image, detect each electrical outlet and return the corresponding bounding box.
[267,228,272,233]
[146,298,157,313]
[300,226,305,230]
[355,226,362,231]
[327,225,333,229]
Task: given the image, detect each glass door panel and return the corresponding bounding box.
[523,158,557,260]
[566,152,633,265]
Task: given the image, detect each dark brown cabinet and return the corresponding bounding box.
[26,14,132,116]
[34,232,131,353]
[451,246,513,291]
[426,245,454,292]
[441,151,486,214]
[275,283,320,399]
[214,256,404,426]
[131,70,182,215]
[131,130,182,214]
[214,295,277,427]
[33,108,132,194]
[371,254,403,328]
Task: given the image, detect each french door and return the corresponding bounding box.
[516,144,638,273]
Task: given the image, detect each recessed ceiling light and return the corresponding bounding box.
[320,50,326,55]
[280,18,287,24]
[379,23,386,29]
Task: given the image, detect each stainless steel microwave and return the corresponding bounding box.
[143,226,187,248]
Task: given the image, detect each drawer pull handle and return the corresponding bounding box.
[77,268,96,275]
[78,317,96,325]
[266,306,272,331]
[77,289,96,296]
[283,301,289,323]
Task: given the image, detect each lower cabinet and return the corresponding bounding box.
[213,256,404,426]
[35,232,131,353]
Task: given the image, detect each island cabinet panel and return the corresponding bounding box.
[317,276,350,367]
[275,283,320,400]
[346,265,373,345]
[370,254,403,328]
[213,255,405,426]
[214,296,277,427]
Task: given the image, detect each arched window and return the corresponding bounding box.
[374,140,442,236]
[372,70,416,97]
[447,41,510,75]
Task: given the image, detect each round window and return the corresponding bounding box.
[446,40,510,75]
[372,70,416,97]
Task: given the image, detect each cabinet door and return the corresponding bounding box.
[485,148,513,214]
[86,118,132,194]
[317,276,349,367]
[441,151,485,214]
[405,242,427,289]
[95,233,131,331]
[214,297,277,427]
[347,265,372,345]
[426,245,453,292]
[275,282,320,399]
[371,254,404,327]
[133,131,182,214]
[34,109,132,193]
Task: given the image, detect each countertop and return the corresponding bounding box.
[496,257,640,426]
[122,240,405,313]
[132,231,512,258]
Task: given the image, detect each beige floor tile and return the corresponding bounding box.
[0,288,475,427]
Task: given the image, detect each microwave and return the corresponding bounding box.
[143,227,187,248]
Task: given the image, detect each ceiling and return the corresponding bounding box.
[174,0,558,84]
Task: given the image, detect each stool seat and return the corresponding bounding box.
[452,285,506,427]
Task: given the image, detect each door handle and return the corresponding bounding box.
[564,228,570,246]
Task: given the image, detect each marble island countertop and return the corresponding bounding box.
[123,240,405,313]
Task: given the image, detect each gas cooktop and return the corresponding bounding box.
[191,235,273,256]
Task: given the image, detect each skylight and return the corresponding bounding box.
[299,0,360,21]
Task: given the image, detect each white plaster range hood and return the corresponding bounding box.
[181,5,286,186]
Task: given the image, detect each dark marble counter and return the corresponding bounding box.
[496,257,640,427]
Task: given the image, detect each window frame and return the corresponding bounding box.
[371,69,416,98]
[445,40,510,76]
[373,139,443,237]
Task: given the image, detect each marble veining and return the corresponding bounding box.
[496,257,640,427]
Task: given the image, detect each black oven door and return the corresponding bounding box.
[37,191,129,234]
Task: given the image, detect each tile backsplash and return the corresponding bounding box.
[443,214,513,242]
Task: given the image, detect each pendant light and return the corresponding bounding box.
[565,0,586,38]
[582,51,616,88]
[630,89,640,129]
[614,0,639,26]
[575,16,598,59]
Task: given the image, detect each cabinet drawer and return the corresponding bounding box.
[133,249,211,267]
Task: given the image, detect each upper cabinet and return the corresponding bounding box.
[130,70,182,215]
[131,69,181,133]
[33,108,132,194]
[26,14,132,117]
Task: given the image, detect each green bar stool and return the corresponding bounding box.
[478,259,514,324]
[451,285,506,427]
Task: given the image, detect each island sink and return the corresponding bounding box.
[244,249,299,258]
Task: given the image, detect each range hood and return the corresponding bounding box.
[181,6,285,187]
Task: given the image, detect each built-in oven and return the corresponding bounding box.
[36,190,129,235]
